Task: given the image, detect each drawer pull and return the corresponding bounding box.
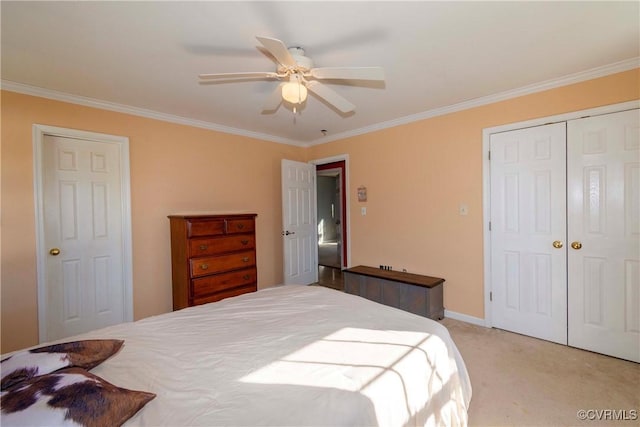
[242,257,249,262]
[200,264,209,270]
[199,244,208,250]
[241,239,249,245]
[237,224,245,230]
[243,274,250,280]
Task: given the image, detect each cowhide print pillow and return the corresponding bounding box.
[0,367,155,427]
[1,340,124,391]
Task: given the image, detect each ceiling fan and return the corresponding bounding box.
[198,36,385,114]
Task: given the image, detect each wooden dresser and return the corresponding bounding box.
[168,213,257,310]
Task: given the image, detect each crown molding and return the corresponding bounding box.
[306,57,640,146]
[3,56,638,148]
[0,80,302,147]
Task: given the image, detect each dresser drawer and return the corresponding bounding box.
[190,250,256,277]
[192,284,257,306]
[226,218,255,234]
[191,267,257,298]
[189,235,255,257]
[187,219,226,237]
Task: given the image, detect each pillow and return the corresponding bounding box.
[1,340,124,391]
[0,367,155,427]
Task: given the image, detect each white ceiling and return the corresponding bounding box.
[2,1,638,146]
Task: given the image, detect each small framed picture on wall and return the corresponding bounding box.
[357,186,367,202]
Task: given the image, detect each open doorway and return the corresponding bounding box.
[315,160,347,290]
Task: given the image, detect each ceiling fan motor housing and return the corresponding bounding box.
[277,47,313,73]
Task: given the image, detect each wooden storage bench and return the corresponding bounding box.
[343,265,445,320]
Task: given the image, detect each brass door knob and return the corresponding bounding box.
[571,241,583,250]
[49,248,61,256]
[552,241,563,249]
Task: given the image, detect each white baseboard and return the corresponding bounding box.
[444,309,487,327]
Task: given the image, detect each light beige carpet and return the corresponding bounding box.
[441,318,639,426]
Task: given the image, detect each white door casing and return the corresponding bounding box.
[281,159,317,285]
[335,170,343,268]
[490,123,568,344]
[34,125,133,343]
[567,109,640,362]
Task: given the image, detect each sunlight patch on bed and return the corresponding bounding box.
[240,327,456,425]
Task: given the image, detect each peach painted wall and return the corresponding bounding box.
[307,69,639,320]
[1,91,305,352]
[2,69,638,352]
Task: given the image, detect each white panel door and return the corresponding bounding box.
[567,109,640,362]
[42,135,127,341]
[490,123,568,344]
[282,159,317,285]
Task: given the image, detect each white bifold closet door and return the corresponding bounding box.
[567,110,639,363]
[490,122,568,345]
[491,109,639,362]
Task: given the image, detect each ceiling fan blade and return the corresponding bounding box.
[306,81,355,113]
[199,71,279,80]
[256,36,297,67]
[309,67,385,81]
[263,83,285,112]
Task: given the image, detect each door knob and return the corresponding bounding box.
[49,248,61,256]
[282,231,296,236]
[571,241,582,250]
[552,241,563,249]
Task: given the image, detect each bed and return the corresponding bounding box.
[2,285,472,426]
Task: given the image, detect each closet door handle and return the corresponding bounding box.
[571,241,582,250]
[552,241,563,249]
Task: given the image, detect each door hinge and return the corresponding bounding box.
[489,221,492,231]
[490,291,493,302]
[488,150,491,160]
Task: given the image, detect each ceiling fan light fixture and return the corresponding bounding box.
[282,76,307,104]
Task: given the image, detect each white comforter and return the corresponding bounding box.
[67,285,472,426]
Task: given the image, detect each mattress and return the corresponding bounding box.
[14,285,472,426]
